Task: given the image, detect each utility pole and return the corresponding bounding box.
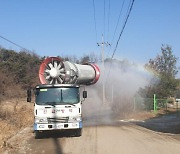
[97,34,110,104]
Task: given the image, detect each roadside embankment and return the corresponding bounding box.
[0,98,33,153]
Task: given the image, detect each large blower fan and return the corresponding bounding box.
[39,57,100,85]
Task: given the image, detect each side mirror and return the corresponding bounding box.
[27,89,32,102]
[83,91,87,99]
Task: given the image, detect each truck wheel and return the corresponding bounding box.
[35,131,41,139]
[75,129,82,137]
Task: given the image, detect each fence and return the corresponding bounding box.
[134,95,168,112]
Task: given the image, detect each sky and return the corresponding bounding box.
[0,0,180,76]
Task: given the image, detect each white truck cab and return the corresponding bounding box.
[27,84,87,138]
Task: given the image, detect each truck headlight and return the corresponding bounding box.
[76,117,81,121]
[35,118,48,123]
[69,117,81,122]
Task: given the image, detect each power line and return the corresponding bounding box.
[125,0,133,19]
[0,34,30,51]
[106,0,125,58]
[110,0,125,47]
[111,0,135,59]
[105,0,135,84]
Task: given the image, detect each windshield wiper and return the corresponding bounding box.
[40,102,76,107]
[45,102,56,107]
[64,103,76,106]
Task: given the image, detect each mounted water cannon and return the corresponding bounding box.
[39,57,100,85]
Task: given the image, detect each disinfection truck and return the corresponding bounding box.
[27,57,100,138]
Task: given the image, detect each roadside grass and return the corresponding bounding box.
[0,98,33,152]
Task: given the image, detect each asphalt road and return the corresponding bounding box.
[4,114,180,154]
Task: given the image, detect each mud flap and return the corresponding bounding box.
[79,121,83,128]
[34,123,37,130]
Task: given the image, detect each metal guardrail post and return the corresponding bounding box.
[176,100,179,117]
[154,94,157,113]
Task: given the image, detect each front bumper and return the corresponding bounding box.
[34,121,82,131]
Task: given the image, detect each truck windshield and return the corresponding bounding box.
[35,87,80,105]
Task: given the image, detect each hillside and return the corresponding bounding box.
[0,48,41,100]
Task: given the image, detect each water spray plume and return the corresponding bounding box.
[83,60,155,125]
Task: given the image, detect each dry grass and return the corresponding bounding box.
[0,98,33,153]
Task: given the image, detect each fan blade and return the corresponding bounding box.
[59,68,65,73]
[55,78,58,84]
[54,61,58,68]
[48,63,53,69]
[46,75,50,80]
[50,79,54,84]
[60,74,65,77]
[57,76,63,83]
[57,63,62,69]
[45,69,50,73]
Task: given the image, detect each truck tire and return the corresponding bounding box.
[75,129,82,137]
[35,131,41,139]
